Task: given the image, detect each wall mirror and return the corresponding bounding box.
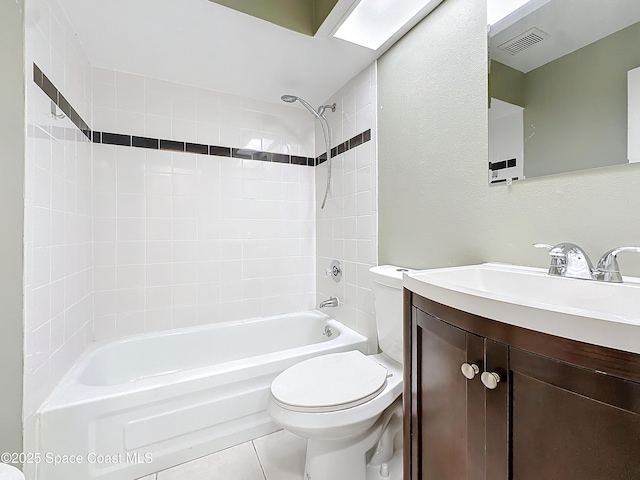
[487,0,640,183]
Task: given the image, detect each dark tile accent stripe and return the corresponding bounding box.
[252,151,271,162]
[272,153,290,164]
[232,148,254,159]
[42,75,58,103]
[132,136,159,149]
[186,142,208,154]
[209,145,231,157]
[32,62,361,168]
[58,94,72,117]
[349,133,363,149]
[33,64,44,89]
[102,132,131,147]
[33,63,92,140]
[160,139,185,152]
[315,128,372,164]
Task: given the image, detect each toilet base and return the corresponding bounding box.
[303,398,403,480]
[366,446,403,480]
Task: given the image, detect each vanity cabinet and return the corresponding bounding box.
[404,290,640,480]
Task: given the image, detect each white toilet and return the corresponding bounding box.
[267,265,408,480]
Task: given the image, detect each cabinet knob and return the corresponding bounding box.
[481,371,501,389]
[461,363,480,380]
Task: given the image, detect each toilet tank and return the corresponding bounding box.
[370,265,411,365]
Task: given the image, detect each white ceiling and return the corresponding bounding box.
[56,0,380,106]
[490,0,640,73]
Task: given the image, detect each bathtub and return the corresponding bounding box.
[36,311,368,480]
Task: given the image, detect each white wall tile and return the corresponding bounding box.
[315,63,378,352]
[116,71,145,113]
[24,0,94,417]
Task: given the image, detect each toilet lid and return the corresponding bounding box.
[271,351,388,412]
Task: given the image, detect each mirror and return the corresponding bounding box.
[487,0,640,183]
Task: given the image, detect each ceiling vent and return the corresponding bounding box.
[498,27,549,56]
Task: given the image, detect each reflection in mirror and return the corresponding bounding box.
[487,0,640,183]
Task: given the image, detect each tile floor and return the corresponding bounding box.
[137,430,307,480]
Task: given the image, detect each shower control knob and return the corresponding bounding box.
[481,371,501,390]
[325,260,342,283]
[461,363,480,380]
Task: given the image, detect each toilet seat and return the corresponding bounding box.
[271,351,389,413]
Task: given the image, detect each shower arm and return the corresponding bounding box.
[280,95,335,210]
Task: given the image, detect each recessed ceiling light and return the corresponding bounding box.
[333,0,440,51]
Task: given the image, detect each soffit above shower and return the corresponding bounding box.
[52,0,376,106]
[207,0,339,36]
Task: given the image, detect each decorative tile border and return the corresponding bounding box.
[33,63,371,167]
[33,64,91,139]
[317,129,371,165]
[91,130,316,166]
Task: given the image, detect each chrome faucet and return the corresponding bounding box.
[535,243,640,283]
[534,243,595,280]
[319,296,339,308]
[594,247,640,283]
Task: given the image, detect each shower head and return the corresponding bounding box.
[281,93,336,210]
[280,94,321,119]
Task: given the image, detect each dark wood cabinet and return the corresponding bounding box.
[404,290,640,480]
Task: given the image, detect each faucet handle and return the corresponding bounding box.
[595,247,640,283]
[534,242,595,279]
[533,243,566,276]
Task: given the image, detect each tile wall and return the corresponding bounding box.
[91,69,317,340]
[23,0,94,424]
[315,63,379,350]
[21,1,379,456]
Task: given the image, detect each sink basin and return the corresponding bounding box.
[404,263,640,354]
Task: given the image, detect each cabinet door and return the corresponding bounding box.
[510,348,640,480]
[413,309,484,480]
[484,339,509,480]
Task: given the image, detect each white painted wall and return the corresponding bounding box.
[378,0,640,278]
[315,63,379,350]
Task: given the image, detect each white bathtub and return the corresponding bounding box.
[36,311,368,480]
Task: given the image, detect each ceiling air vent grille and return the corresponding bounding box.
[498,28,549,56]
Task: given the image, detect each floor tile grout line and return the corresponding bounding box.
[252,440,269,480]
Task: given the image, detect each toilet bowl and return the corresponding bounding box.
[267,265,410,480]
[0,464,25,480]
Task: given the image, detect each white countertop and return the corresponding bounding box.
[404,263,640,355]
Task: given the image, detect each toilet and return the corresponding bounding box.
[267,265,409,480]
[0,464,25,480]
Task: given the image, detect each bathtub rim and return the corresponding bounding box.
[38,310,369,410]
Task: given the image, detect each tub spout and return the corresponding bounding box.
[319,296,339,308]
